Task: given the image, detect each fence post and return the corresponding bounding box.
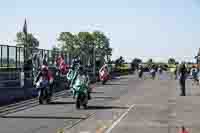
[7,46,9,68]
[93,47,96,81]
[16,47,18,68]
[0,46,2,67]
[20,70,24,88]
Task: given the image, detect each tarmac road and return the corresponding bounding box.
[0,72,200,133]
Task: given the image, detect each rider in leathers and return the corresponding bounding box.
[35,65,54,98]
[67,63,91,100]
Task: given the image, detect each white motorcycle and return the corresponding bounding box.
[35,78,51,104]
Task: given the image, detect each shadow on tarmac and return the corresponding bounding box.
[104,83,121,86]
[92,96,117,100]
[48,101,75,105]
[0,115,85,120]
[91,91,104,94]
[86,105,128,110]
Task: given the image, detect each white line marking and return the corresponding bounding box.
[104,104,135,133]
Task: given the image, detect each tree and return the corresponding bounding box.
[168,58,176,64]
[16,32,39,60]
[51,45,60,64]
[57,31,112,66]
[147,59,153,64]
[132,58,142,64]
[77,32,95,65]
[115,56,125,67]
[78,32,94,53]
[57,32,81,58]
[92,31,112,62]
[16,32,39,48]
[131,58,142,70]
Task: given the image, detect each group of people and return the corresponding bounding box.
[33,54,111,102]
[174,63,200,96]
[136,62,199,96]
[137,64,162,80]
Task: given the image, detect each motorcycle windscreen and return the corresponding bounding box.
[37,79,49,88]
[74,76,87,92]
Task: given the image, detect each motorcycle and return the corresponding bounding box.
[35,78,51,104]
[99,70,109,85]
[73,74,89,109]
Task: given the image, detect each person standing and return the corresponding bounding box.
[138,64,144,79]
[178,62,188,96]
[179,126,189,133]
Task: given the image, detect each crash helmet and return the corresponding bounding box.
[41,65,48,72]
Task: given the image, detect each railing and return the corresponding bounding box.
[0,44,74,69]
[0,44,98,83]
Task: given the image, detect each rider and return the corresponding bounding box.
[99,64,109,75]
[35,65,54,97]
[67,64,78,87]
[67,58,81,97]
[77,66,91,100]
[67,64,91,100]
[72,56,81,66]
[57,55,69,75]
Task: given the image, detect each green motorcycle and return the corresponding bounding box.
[67,67,89,109]
[73,77,89,109]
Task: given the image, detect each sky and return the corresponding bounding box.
[0,0,200,63]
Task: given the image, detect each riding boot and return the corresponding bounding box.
[88,91,91,100]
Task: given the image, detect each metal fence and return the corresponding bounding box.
[0,45,102,86]
[0,45,73,69]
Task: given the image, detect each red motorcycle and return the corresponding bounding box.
[56,56,70,89]
[99,69,110,85]
[56,56,70,75]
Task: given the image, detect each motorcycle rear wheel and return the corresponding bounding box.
[46,97,51,104]
[76,99,80,109]
[38,90,44,104]
[83,103,87,109]
[102,80,107,85]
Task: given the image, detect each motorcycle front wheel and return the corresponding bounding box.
[76,93,87,109]
[76,96,81,109]
[39,88,50,104]
[38,90,44,104]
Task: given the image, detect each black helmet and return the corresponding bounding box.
[70,64,75,69]
[79,66,83,71]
